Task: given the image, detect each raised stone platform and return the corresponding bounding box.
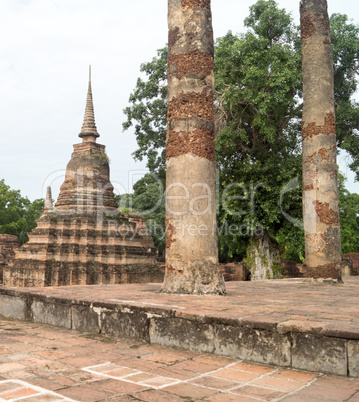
[0,278,358,378]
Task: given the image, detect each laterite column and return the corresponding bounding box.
[301,0,342,280]
[161,0,226,294]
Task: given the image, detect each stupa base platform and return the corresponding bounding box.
[1,277,358,378]
[3,213,162,287]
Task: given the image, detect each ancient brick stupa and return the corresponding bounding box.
[3,68,162,287]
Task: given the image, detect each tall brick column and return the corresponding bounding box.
[161,0,226,294]
[300,0,342,280]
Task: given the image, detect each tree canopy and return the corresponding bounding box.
[123,0,359,262]
[0,179,44,244]
[115,174,165,254]
[123,48,168,181]
[338,173,359,254]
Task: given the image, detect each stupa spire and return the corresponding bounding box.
[79,66,99,142]
[44,186,54,212]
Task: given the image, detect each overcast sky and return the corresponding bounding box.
[0,0,358,201]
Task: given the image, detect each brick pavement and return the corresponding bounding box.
[1,278,359,377]
[0,318,358,401]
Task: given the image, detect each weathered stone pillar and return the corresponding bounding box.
[44,186,54,213]
[300,0,342,280]
[161,0,226,294]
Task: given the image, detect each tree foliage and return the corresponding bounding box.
[0,179,44,244]
[115,175,166,255]
[338,173,359,254]
[330,13,359,177]
[215,0,303,261]
[115,193,133,213]
[123,48,168,180]
[123,0,359,262]
[132,174,166,255]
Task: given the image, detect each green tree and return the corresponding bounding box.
[115,193,134,213]
[331,13,359,177]
[123,47,168,181]
[338,173,359,254]
[0,180,44,244]
[215,0,303,261]
[114,178,165,255]
[123,0,359,263]
[132,174,166,255]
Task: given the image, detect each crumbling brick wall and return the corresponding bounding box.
[342,253,359,276]
[0,235,19,284]
[219,263,250,281]
[281,260,306,278]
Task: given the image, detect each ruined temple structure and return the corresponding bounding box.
[3,68,162,287]
[0,235,19,284]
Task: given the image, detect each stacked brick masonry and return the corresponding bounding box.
[55,142,118,212]
[3,214,161,287]
[0,235,19,284]
[343,253,359,275]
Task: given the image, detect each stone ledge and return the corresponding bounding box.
[0,280,358,377]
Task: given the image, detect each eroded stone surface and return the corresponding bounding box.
[163,0,225,294]
[292,333,347,375]
[0,235,19,284]
[348,341,359,377]
[150,317,215,353]
[300,0,341,279]
[213,325,291,367]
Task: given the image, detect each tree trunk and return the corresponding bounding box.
[300,0,342,280]
[245,233,283,280]
[161,0,226,294]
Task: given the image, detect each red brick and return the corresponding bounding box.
[189,375,239,390]
[270,369,318,382]
[0,362,26,373]
[193,354,235,367]
[58,356,101,368]
[57,384,114,401]
[95,379,148,394]
[252,377,306,391]
[231,362,276,375]
[164,383,217,399]
[214,368,261,382]
[205,393,256,401]
[0,381,21,393]
[171,360,220,374]
[233,385,287,400]
[150,366,198,381]
[132,389,185,402]
[144,353,184,365]
[0,387,39,399]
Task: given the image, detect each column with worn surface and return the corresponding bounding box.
[300,0,342,280]
[161,0,226,294]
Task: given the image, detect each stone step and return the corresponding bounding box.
[0,278,358,378]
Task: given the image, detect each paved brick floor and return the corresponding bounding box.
[0,319,358,401]
[4,278,359,338]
